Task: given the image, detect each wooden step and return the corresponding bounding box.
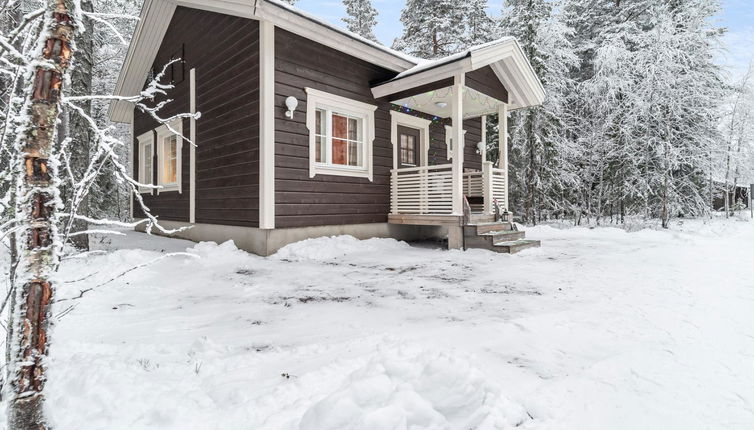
[465,230,526,248]
[464,221,513,235]
[469,213,495,223]
[491,239,541,254]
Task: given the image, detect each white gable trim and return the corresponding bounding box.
[109,0,176,123]
[371,39,545,111]
[255,1,415,73]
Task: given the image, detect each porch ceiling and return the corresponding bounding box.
[391,85,504,119]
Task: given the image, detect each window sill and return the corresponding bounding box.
[311,164,372,180]
[157,184,181,194]
[138,188,154,195]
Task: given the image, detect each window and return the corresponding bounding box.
[137,131,154,194]
[155,119,183,193]
[306,88,377,180]
[400,133,416,166]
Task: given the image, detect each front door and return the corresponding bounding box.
[398,125,421,168]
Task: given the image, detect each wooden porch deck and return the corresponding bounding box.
[388,214,464,226]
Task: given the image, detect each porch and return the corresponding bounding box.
[371,38,545,250]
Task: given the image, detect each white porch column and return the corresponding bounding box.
[448,74,466,250]
[498,103,509,211]
[451,74,465,216]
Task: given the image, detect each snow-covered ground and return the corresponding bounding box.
[6,217,754,429]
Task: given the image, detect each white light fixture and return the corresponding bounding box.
[285,96,298,119]
[476,141,485,154]
[435,101,448,109]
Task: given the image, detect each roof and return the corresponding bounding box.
[262,0,419,64]
[392,38,516,81]
[372,38,546,111]
[108,0,545,122]
[108,0,418,122]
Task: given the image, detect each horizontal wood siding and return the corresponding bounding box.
[133,7,260,227]
[274,28,395,228]
[466,66,509,103]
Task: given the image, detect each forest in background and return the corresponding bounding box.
[386,0,752,227]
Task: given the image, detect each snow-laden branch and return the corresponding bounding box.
[81,11,135,46]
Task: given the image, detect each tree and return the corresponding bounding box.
[342,0,378,42]
[0,1,197,427]
[721,63,754,215]
[3,1,78,426]
[393,0,493,59]
[500,0,580,223]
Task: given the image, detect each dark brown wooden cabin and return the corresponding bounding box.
[109,0,546,255]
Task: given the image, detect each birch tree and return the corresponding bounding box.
[0,1,197,427]
[721,63,754,214]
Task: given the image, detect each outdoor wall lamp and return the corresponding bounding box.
[285,96,298,119]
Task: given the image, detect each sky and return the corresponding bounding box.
[295,0,754,82]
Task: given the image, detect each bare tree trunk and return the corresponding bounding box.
[7,1,76,428]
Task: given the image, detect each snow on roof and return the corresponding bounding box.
[262,0,421,65]
[392,37,518,80]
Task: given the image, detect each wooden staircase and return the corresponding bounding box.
[463,214,541,254]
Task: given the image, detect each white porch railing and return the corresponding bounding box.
[463,171,484,197]
[391,164,454,214]
[391,162,508,216]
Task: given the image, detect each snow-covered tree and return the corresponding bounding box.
[342,0,378,42]
[720,63,754,214]
[393,0,494,59]
[499,0,580,223]
[0,1,197,427]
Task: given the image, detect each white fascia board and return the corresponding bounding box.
[371,58,473,100]
[472,40,545,110]
[109,0,176,123]
[256,1,414,72]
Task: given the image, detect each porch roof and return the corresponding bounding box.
[371,38,546,115]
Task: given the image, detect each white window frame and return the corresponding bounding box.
[306,87,377,181]
[390,111,431,170]
[444,125,467,160]
[137,131,155,194]
[155,119,183,194]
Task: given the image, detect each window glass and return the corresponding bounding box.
[163,135,178,184]
[143,143,153,183]
[315,109,326,163]
[401,135,416,165]
[319,112,363,167]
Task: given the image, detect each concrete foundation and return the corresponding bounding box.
[136,220,448,256]
[447,226,464,250]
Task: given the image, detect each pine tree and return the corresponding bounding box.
[500,0,579,223]
[393,0,468,59]
[342,0,379,42]
[393,0,493,59]
[465,0,496,46]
